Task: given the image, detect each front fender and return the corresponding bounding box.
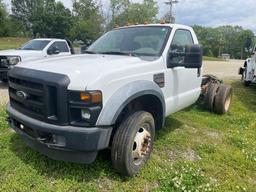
[96,80,165,126]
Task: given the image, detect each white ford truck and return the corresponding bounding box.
[239,45,256,86]
[6,24,232,176]
[0,38,74,82]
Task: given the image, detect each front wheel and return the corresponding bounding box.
[111,111,155,177]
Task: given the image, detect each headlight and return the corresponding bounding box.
[7,56,21,65]
[81,109,91,120]
[69,90,103,126]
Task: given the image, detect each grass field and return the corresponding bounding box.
[0,80,255,192]
[0,37,30,50]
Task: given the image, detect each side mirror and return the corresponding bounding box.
[168,44,203,69]
[47,46,60,55]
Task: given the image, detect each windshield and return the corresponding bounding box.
[87,26,171,56]
[20,40,51,51]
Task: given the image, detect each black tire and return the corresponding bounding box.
[213,85,232,114]
[204,83,220,111]
[111,111,155,177]
[244,81,251,87]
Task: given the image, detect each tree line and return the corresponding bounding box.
[0,0,255,59]
[0,0,158,45]
[193,25,255,59]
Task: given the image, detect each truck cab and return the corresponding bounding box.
[0,38,74,82]
[6,24,231,176]
[239,45,256,86]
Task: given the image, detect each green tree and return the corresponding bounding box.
[11,0,38,31]
[0,0,9,36]
[11,0,73,38]
[108,0,158,28]
[32,1,72,38]
[238,30,255,59]
[70,0,104,45]
[109,0,129,21]
[193,25,255,59]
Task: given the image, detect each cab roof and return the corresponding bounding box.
[117,23,192,30]
[33,38,67,41]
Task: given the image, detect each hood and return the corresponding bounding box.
[0,49,44,61]
[19,54,150,90]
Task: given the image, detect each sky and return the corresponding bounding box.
[3,0,256,33]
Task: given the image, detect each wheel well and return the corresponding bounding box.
[108,94,164,147]
[113,94,164,132]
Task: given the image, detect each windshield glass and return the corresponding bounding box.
[20,40,51,51]
[87,26,171,56]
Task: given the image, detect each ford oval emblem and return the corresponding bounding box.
[16,90,29,100]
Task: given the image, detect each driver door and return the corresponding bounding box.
[166,29,202,112]
[47,41,71,57]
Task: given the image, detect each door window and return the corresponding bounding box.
[171,29,194,48]
[48,41,69,53]
[168,29,194,66]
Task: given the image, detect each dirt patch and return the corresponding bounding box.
[205,130,220,138]
[168,149,201,163]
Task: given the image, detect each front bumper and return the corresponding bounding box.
[0,68,8,80]
[7,103,112,164]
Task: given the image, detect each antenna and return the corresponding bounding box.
[165,0,179,23]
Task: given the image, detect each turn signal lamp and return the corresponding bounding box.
[80,91,102,104]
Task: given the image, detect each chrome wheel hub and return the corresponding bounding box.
[132,126,152,165]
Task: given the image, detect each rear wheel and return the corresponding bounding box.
[213,85,232,114]
[204,83,220,111]
[244,80,251,87]
[111,111,155,177]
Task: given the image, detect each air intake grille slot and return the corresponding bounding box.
[8,67,70,125]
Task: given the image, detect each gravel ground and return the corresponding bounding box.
[0,59,243,106]
[203,59,242,79]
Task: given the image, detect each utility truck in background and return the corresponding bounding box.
[0,38,75,82]
[239,45,256,86]
[6,24,232,177]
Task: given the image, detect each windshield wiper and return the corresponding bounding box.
[22,48,36,50]
[99,51,129,56]
[84,50,97,54]
[99,51,140,57]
